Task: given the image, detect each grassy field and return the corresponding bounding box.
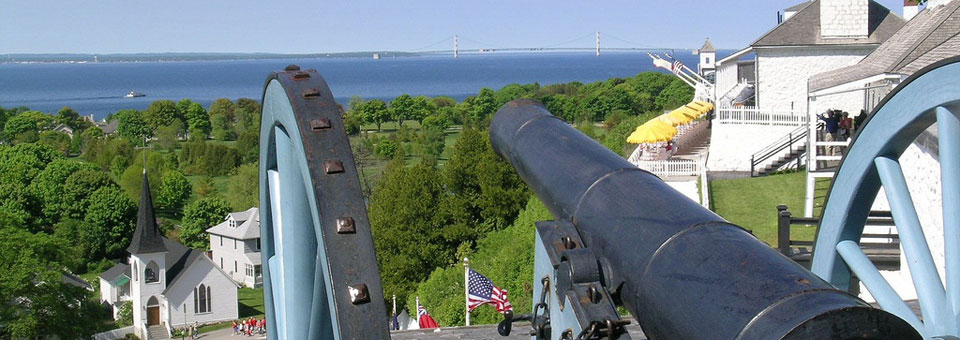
[709,171,831,247]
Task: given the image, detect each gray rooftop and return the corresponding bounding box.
[206,207,260,240]
[809,1,960,91]
[700,38,716,53]
[753,0,905,47]
[99,263,130,282]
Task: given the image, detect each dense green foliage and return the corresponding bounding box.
[180,197,232,250]
[156,170,192,212]
[409,197,552,326]
[180,141,241,176]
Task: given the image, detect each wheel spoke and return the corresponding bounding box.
[837,240,926,335]
[876,156,949,334]
[266,168,285,340]
[273,126,317,339]
[937,106,960,323]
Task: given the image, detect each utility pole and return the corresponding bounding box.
[596,31,601,56]
[454,34,459,59]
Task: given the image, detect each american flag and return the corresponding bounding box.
[467,269,512,313]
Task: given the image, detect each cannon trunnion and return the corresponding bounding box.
[490,100,919,340]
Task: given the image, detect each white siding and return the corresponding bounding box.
[209,233,260,287]
[707,124,799,171]
[715,59,741,101]
[165,258,239,327]
[756,46,872,113]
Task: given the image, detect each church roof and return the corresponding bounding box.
[99,263,130,282]
[206,207,260,240]
[809,0,960,91]
[752,0,905,47]
[700,38,716,53]
[127,174,168,254]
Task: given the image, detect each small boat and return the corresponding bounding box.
[125,91,146,98]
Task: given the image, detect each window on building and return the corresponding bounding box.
[234,260,237,273]
[706,57,711,64]
[219,235,223,247]
[132,262,137,281]
[229,219,236,228]
[195,284,212,313]
[234,239,237,249]
[145,261,159,283]
[246,264,254,277]
[256,238,261,250]
[220,257,223,269]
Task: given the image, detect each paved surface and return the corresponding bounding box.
[194,326,266,340]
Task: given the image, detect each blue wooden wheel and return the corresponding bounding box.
[259,66,389,339]
[812,57,960,339]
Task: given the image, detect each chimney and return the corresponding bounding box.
[903,0,919,20]
[821,0,870,39]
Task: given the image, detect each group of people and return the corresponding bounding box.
[232,317,266,336]
[818,109,867,156]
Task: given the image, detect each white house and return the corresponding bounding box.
[100,175,239,339]
[799,0,960,303]
[206,207,262,288]
[698,38,716,80]
[708,0,906,172]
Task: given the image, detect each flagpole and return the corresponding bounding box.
[463,257,470,326]
[416,296,420,326]
[392,294,396,330]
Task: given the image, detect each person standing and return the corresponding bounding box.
[819,110,841,155]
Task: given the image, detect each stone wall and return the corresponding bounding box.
[821,0,870,38]
[757,46,872,113]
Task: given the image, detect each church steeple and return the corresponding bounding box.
[126,174,167,254]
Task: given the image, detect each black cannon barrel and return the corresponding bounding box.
[490,99,919,340]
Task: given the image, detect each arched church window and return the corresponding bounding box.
[145,261,159,283]
[196,284,211,313]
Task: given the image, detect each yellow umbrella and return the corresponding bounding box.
[693,101,714,112]
[627,119,677,144]
[658,113,688,126]
[674,107,701,119]
[667,110,696,124]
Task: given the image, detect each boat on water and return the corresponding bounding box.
[124,91,146,98]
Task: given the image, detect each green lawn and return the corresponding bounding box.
[709,171,831,247]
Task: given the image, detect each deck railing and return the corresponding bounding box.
[715,105,807,126]
[633,158,701,178]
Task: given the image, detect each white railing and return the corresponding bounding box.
[633,158,701,178]
[715,106,807,126]
[699,156,710,209]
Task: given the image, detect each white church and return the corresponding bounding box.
[99,175,239,339]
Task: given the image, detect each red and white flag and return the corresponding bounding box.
[417,304,439,329]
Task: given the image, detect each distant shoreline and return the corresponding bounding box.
[0,48,700,64]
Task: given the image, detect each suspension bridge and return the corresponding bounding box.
[406,32,682,57]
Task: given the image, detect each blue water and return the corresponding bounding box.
[0,51,701,120]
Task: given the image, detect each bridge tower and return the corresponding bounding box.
[454,34,459,59]
[596,31,601,56]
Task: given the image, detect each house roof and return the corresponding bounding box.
[700,38,716,53]
[206,207,260,240]
[809,1,960,91]
[163,238,240,295]
[100,263,130,282]
[752,0,905,47]
[62,272,93,291]
[785,1,812,12]
[244,252,261,266]
[127,174,168,254]
[97,119,119,134]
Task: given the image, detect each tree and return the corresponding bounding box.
[236,129,259,164]
[82,186,137,260]
[180,100,210,141]
[116,301,134,327]
[655,78,694,111]
[389,94,414,127]
[55,106,81,130]
[358,99,389,131]
[155,120,183,151]
[227,163,259,211]
[193,176,216,198]
[63,169,118,220]
[38,130,71,155]
[115,109,150,142]
[0,225,99,339]
[3,111,53,142]
[471,88,498,122]
[209,98,236,140]
[419,125,445,160]
[142,100,179,133]
[156,170,192,213]
[369,159,447,306]
[410,96,436,125]
[0,144,64,231]
[233,98,261,135]
[32,159,99,226]
[180,197,231,249]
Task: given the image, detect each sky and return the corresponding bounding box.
[0,0,909,54]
